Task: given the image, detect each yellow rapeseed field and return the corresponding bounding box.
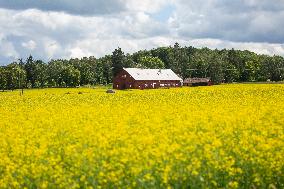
[0,84,283,188]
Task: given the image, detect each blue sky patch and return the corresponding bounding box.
[151,4,175,22]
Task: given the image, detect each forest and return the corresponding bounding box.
[0,43,284,90]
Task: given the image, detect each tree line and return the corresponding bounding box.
[1,43,284,90]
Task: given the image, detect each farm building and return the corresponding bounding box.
[113,68,182,90]
[183,78,212,86]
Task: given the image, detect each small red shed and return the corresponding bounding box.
[113,68,182,90]
[183,78,212,86]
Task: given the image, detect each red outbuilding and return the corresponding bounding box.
[113,68,182,90]
[183,78,212,86]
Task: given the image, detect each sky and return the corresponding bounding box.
[0,0,284,65]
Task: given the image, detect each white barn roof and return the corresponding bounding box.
[124,68,182,81]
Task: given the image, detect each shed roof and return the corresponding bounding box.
[124,68,182,81]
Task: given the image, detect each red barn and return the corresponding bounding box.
[113,68,182,90]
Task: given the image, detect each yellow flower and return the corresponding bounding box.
[0,84,283,188]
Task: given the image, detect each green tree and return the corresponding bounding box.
[132,50,152,64]
[70,57,96,85]
[223,63,239,83]
[94,60,105,84]
[47,60,66,87]
[25,55,35,86]
[191,48,211,78]
[61,65,81,87]
[5,63,26,90]
[173,43,191,79]
[112,47,126,78]
[34,60,48,88]
[1,44,284,88]
[151,47,173,69]
[207,51,224,84]
[262,55,284,81]
[0,66,7,91]
[100,55,113,84]
[227,49,242,81]
[137,56,165,69]
[25,56,48,88]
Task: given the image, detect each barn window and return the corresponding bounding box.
[130,85,132,88]
[122,75,127,78]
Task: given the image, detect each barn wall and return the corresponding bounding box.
[113,70,135,89]
[183,81,212,86]
[134,80,181,89]
[184,82,209,87]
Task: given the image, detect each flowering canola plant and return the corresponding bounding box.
[0,84,283,188]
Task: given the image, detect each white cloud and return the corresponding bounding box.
[0,0,284,65]
[125,0,170,13]
[171,0,284,43]
[0,0,172,15]
[70,47,93,58]
[42,38,64,59]
[68,36,180,59]
[22,40,36,50]
[0,0,126,15]
[0,35,19,60]
[188,38,284,56]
